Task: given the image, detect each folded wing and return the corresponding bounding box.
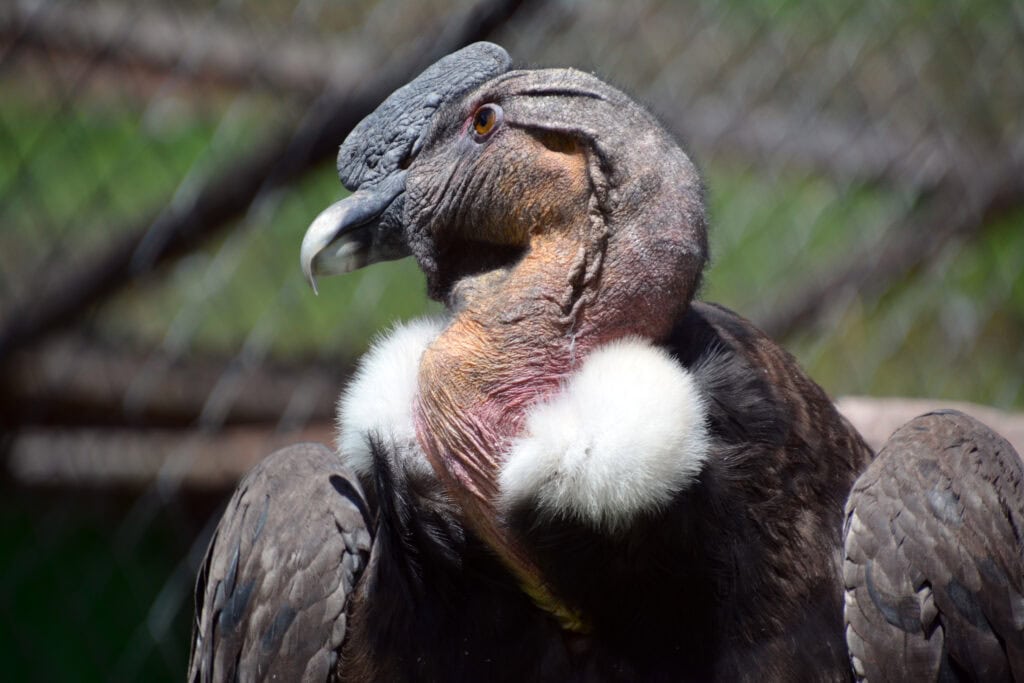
[844,410,1024,681]
[189,443,373,682]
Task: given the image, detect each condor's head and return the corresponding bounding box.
[302,42,707,340]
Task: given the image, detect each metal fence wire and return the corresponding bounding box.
[1,0,1022,680]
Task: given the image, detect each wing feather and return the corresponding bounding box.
[844,410,1024,681]
[189,443,373,682]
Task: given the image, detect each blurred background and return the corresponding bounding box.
[1,0,1022,679]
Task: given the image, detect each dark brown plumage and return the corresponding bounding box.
[844,410,1024,681]
[189,444,371,682]
[190,42,1024,681]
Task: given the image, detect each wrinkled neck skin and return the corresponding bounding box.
[414,208,697,571]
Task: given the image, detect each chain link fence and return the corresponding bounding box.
[2,0,1022,679]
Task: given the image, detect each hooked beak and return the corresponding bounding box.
[300,171,409,293]
[300,43,513,293]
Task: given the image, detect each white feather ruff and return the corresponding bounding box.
[498,337,710,533]
[335,316,447,478]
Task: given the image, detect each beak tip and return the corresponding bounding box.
[300,217,329,295]
[301,259,320,295]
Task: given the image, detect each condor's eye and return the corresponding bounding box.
[471,103,503,139]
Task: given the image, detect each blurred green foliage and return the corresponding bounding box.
[705,164,1024,408]
[0,490,195,681]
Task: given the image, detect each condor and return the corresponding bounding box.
[190,43,1024,682]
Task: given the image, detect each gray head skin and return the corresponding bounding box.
[301,41,707,311]
[301,42,511,291]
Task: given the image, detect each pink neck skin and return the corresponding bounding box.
[414,222,694,521]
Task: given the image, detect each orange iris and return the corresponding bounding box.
[473,106,497,136]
